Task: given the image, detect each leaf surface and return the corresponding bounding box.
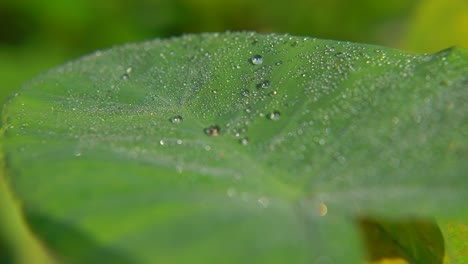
[2,32,467,263]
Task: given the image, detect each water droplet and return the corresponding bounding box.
[275,61,283,66]
[319,201,328,216]
[335,52,344,58]
[267,111,281,121]
[227,188,237,197]
[125,67,133,74]
[204,125,220,136]
[240,138,249,145]
[159,139,165,145]
[169,115,183,124]
[121,73,130,80]
[241,89,250,97]
[318,138,326,145]
[258,196,270,208]
[256,80,270,89]
[250,55,263,65]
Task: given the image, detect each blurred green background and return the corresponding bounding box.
[0,0,467,106]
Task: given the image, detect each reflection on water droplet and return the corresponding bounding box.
[125,67,133,74]
[256,80,270,89]
[240,138,249,145]
[204,125,220,136]
[319,201,328,216]
[275,61,283,66]
[169,115,183,124]
[250,55,263,65]
[159,139,165,145]
[267,111,281,121]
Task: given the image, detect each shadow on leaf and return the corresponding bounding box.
[25,210,135,264]
[358,217,445,264]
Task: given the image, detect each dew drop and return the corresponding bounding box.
[267,111,281,121]
[240,137,249,145]
[227,187,237,197]
[121,73,130,80]
[169,115,183,124]
[256,80,270,89]
[258,196,270,208]
[125,67,133,74]
[241,89,250,97]
[319,201,328,216]
[204,125,220,136]
[250,54,263,65]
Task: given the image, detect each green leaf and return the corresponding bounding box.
[1,32,466,263]
[439,220,468,264]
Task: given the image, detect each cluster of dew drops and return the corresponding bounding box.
[167,53,282,147]
[163,52,290,211]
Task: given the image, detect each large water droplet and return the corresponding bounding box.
[169,115,183,124]
[250,55,263,65]
[204,125,220,136]
[267,111,281,121]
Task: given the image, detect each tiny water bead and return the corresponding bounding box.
[239,137,249,146]
[318,201,328,217]
[121,73,130,80]
[169,115,183,124]
[250,55,263,65]
[257,196,270,208]
[120,66,133,80]
[267,111,281,121]
[256,80,270,89]
[204,125,220,136]
[240,89,250,97]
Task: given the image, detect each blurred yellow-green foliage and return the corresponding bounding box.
[0,0,467,106]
